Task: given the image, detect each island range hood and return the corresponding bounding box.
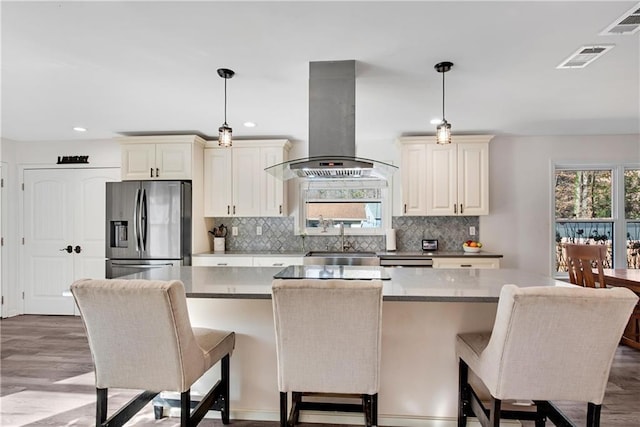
[265,60,398,180]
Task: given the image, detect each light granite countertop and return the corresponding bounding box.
[121,265,569,302]
[193,250,503,258]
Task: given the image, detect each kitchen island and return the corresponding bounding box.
[124,266,568,426]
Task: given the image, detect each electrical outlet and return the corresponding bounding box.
[469,226,476,236]
[232,226,238,236]
[256,226,262,236]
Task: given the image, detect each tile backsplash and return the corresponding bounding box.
[209,216,479,253]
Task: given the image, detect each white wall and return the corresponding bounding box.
[482,134,640,276]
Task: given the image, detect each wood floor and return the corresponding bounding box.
[2,315,640,426]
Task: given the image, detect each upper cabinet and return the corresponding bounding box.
[119,135,205,181]
[398,135,493,216]
[203,140,290,217]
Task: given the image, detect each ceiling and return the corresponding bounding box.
[2,1,639,150]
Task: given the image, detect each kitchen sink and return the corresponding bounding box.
[303,251,380,266]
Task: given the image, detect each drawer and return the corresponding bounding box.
[432,258,500,269]
[253,256,304,267]
[192,256,253,267]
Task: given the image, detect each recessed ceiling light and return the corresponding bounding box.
[430,118,443,125]
[243,122,256,128]
[73,127,87,132]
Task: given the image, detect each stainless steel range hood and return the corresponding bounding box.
[265,60,398,180]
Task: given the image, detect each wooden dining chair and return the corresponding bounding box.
[565,243,607,287]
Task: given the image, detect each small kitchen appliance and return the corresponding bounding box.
[422,239,438,252]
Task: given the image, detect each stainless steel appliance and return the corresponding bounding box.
[303,251,380,266]
[105,180,191,278]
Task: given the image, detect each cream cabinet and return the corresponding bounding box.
[192,255,303,267]
[119,135,205,181]
[432,257,500,269]
[252,256,304,267]
[192,256,253,267]
[398,135,492,216]
[400,142,427,215]
[204,140,290,217]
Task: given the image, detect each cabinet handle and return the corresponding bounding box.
[454,204,457,214]
[150,168,153,178]
[227,205,230,215]
[217,263,228,266]
[460,264,472,268]
[460,204,464,214]
[156,168,159,177]
[273,263,284,266]
[279,205,282,214]
[403,204,407,214]
[233,206,236,214]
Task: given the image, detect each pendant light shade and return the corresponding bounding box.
[434,61,453,144]
[217,68,235,147]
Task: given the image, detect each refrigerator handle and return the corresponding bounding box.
[140,188,148,252]
[133,188,141,252]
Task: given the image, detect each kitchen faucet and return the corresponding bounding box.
[339,222,353,252]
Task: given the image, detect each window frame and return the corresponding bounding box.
[551,162,639,276]
[296,179,391,236]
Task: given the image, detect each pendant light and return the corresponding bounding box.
[434,61,453,144]
[217,68,235,147]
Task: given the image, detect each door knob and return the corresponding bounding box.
[60,245,73,253]
[74,245,82,254]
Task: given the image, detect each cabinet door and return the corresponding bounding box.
[121,144,156,180]
[156,143,193,179]
[400,143,427,215]
[457,142,489,215]
[232,147,261,216]
[426,144,457,215]
[204,148,233,216]
[261,147,286,216]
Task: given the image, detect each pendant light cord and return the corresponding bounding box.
[442,70,446,121]
[224,77,228,125]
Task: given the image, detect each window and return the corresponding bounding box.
[554,169,613,272]
[299,179,389,235]
[553,165,640,275]
[625,168,640,268]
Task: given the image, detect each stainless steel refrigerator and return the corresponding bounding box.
[105,180,192,278]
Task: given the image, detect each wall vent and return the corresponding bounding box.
[600,2,640,35]
[556,45,615,69]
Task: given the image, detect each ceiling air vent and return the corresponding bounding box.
[556,45,615,69]
[600,2,640,35]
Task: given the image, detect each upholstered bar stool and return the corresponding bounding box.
[272,279,383,427]
[71,279,235,427]
[565,243,607,287]
[456,284,637,427]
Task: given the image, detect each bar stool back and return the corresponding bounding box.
[456,284,638,427]
[71,278,235,427]
[272,279,383,427]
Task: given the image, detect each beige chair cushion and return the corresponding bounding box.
[272,279,383,395]
[456,284,638,404]
[71,279,234,393]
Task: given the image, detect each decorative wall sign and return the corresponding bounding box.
[57,155,89,164]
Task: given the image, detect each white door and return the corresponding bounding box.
[400,143,427,215]
[203,148,233,216]
[457,142,489,215]
[121,143,156,180]
[426,144,457,216]
[261,147,285,216]
[232,147,261,216]
[23,168,119,315]
[0,164,4,318]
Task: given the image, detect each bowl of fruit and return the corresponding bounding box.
[463,240,482,253]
